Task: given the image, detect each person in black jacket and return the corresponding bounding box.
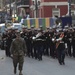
[32,28,45,60]
[56,32,65,65]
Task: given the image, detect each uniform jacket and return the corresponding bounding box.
[10,38,27,56]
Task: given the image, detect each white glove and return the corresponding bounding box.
[10,54,13,58]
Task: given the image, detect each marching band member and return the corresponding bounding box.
[32,28,45,60]
[56,32,65,65]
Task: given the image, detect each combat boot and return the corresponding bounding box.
[19,70,23,75]
[14,67,17,74]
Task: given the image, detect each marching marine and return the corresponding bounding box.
[10,30,27,75]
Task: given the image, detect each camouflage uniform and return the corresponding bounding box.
[10,37,27,73]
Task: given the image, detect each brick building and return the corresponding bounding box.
[30,0,75,18]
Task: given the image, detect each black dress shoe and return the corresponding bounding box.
[35,57,37,59]
[59,63,62,65]
[59,62,62,65]
[62,62,65,65]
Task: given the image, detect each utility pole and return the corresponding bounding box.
[0,0,3,9]
[31,0,40,18]
[68,0,71,16]
[9,0,12,17]
[35,0,38,18]
[15,0,17,16]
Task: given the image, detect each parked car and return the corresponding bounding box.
[0,23,22,33]
[0,23,5,33]
[13,23,22,31]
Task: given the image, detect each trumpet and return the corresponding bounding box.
[32,32,42,40]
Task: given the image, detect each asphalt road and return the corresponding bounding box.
[0,50,75,75]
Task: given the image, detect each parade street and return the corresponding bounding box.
[0,50,75,75]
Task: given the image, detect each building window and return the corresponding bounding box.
[71,10,75,16]
[52,8,60,17]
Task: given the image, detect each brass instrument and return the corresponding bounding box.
[55,18,62,26]
[32,32,42,40]
[56,33,64,49]
[56,40,61,49]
